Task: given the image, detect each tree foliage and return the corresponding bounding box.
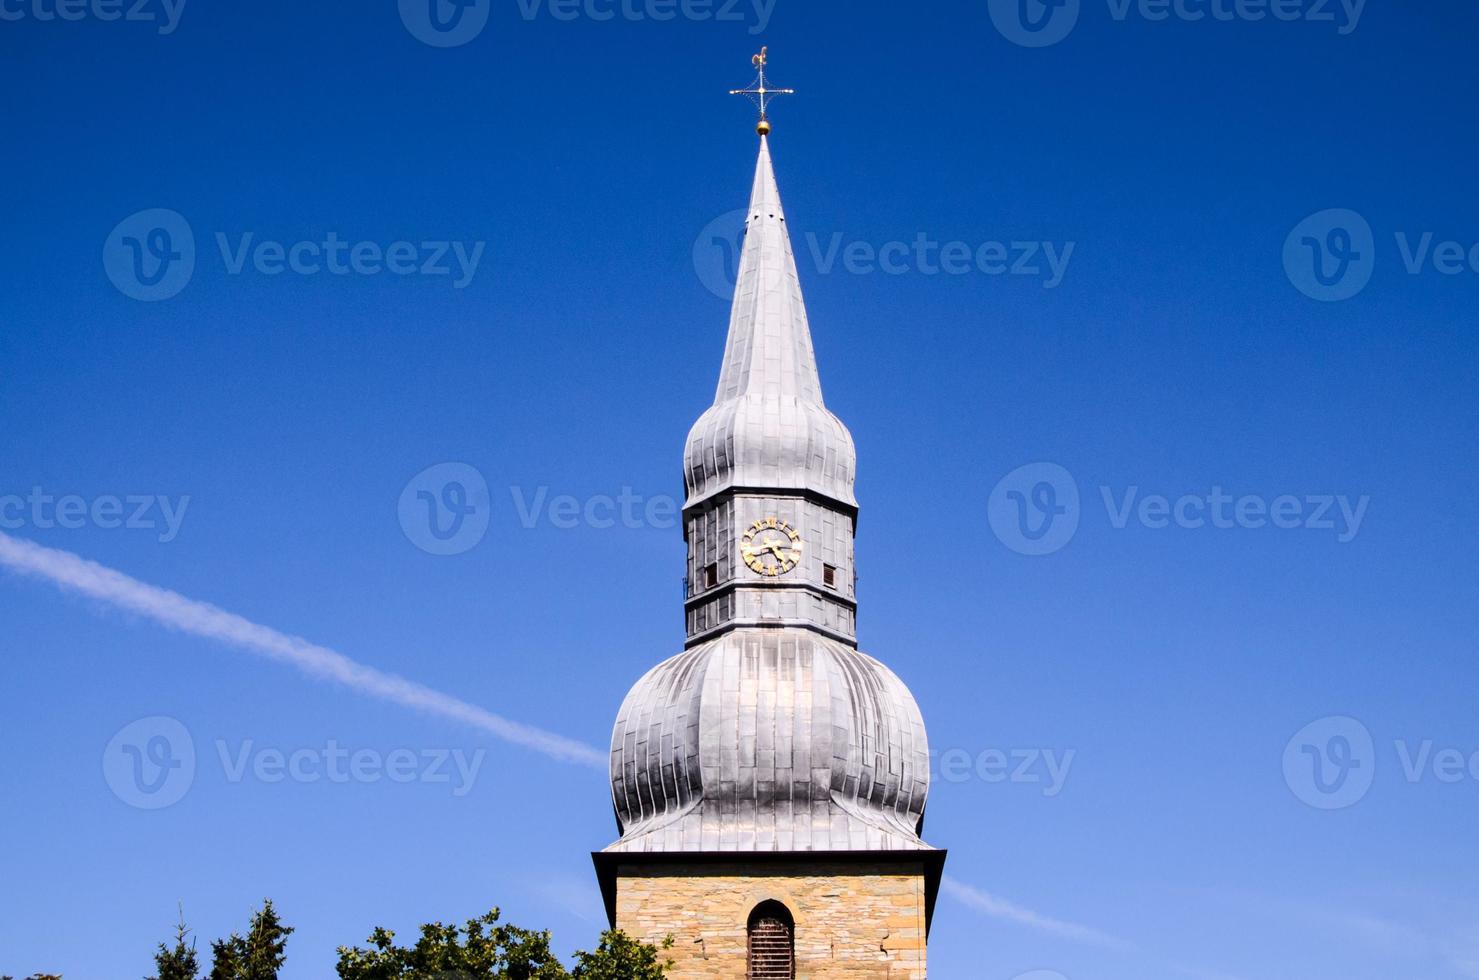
[127,900,664,980]
[209,900,294,980]
[147,910,199,980]
[206,939,242,980]
[334,909,670,980]
[569,931,673,980]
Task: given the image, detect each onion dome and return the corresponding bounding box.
[607,630,931,853]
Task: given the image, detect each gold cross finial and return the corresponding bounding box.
[729,47,794,136]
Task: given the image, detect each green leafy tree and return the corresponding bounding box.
[148,910,200,980]
[242,900,293,980]
[209,901,293,980]
[335,909,669,980]
[335,909,567,980]
[570,931,672,980]
[207,936,243,980]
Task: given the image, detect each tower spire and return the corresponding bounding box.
[681,78,859,645]
[713,134,824,406]
[596,68,943,977]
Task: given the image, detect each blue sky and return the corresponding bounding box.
[2,2,1477,978]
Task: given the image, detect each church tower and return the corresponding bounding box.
[594,53,944,979]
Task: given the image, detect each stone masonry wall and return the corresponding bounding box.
[614,861,928,979]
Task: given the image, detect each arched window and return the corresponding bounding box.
[747,901,795,980]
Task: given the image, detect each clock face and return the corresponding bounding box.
[741,517,804,576]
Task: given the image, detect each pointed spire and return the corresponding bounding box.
[713,136,825,406]
[681,128,860,644]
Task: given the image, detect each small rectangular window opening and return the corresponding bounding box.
[705,563,719,589]
[823,564,838,588]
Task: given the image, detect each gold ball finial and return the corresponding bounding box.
[757,118,772,136]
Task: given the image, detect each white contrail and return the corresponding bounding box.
[941,876,1136,952]
[0,531,607,770]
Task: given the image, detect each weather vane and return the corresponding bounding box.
[729,47,795,136]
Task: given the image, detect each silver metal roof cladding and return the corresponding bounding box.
[683,136,858,510]
[606,135,935,857]
[607,629,932,853]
